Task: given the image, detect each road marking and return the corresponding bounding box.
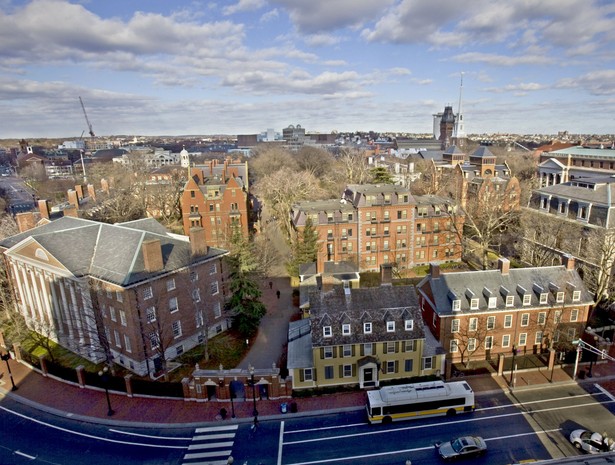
[595,383,615,402]
[181,425,238,465]
[108,428,192,440]
[284,429,561,465]
[0,405,186,449]
[277,421,285,465]
[479,392,597,411]
[284,399,615,445]
[15,450,36,460]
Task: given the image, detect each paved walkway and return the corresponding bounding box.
[2,351,615,427]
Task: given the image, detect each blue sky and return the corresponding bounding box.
[1,0,614,138]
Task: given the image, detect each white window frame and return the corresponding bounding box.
[469,317,478,331]
[485,336,493,350]
[450,339,459,353]
[470,298,479,310]
[172,321,182,338]
[451,319,460,333]
[143,286,153,300]
[488,297,497,309]
[210,263,217,275]
[521,313,529,327]
[363,322,372,334]
[363,343,373,356]
[213,301,222,318]
[119,310,127,327]
[535,331,543,345]
[169,296,178,313]
[452,299,461,312]
[468,338,477,352]
[487,315,495,330]
[146,306,156,323]
[405,319,413,331]
[342,323,351,335]
[537,312,546,325]
[572,290,581,302]
[540,293,548,304]
[323,326,332,338]
[386,321,395,332]
[304,368,313,381]
[556,291,565,303]
[519,333,527,346]
[504,314,512,328]
[323,346,333,359]
[124,335,132,353]
[109,306,117,322]
[192,289,201,303]
[114,330,121,348]
[343,364,352,378]
[116,291,123,302]
[570,308,579,322]
[422,357,433,370]
[506,295,515,307]
[343,345,352,357]
[502,334,510,348]
[523,294,531,306]
[210,281,219,295]
[166,279,176,292]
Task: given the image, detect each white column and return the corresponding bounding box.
[69,282,85,345]
[30,270,46,325]
[38,272,55,331]
[58,281,74,340]
[19,266,38,322]
[49,275,63,332]
[12,263,32,320]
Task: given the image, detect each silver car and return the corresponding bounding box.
[569,429,615,454]
[436,436,487,460]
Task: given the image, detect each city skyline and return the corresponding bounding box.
[1,0,614,139]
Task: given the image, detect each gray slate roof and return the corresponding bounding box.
[0,216,227,287]
[534,179,615,206]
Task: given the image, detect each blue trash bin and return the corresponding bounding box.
[280,402,288,413]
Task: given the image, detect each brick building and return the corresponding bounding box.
[0,216,230,377]
[290,184,464,274]
[181,158,250,249]
[417,256,594,376]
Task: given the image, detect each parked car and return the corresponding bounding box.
[436,436,487,460]
[569,429,615,454]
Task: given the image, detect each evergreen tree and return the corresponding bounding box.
[370,166,394,184]
[287,217,319,278]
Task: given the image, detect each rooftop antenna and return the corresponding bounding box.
[452,72,466,145]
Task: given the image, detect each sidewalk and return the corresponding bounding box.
[2,355,615,428]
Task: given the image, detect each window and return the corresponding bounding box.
[213,301,222,318]
[176,345,184,356]
[192,289,201,303]
[303,368,313,381]
[146,306,156,323]
[364,322,372,334]
[469,318,478,331]
[535,331,543,345]
[209,263,218,275]
[190,271,198,282]
[143,286,153,300]
[521,313,529,327]
[405,319,413,331]
[567,327,577,340]
[470,298,479,310]
[325,366,334,379]
[450,339,459,353]
[109,306,117,322]
[124,335,132,353]
[385,361,396,374]
[404,340,416,352]
[210,281,219,295]
[452,300,461,312]
[116,291,123,302]
[363,343,373,356]
[172,321,182,338]
[523,294,531,305]
[385,341,395,354]
[342,324,351,335]
[119,310,127,326]
[570,309,579,322]
[540,293,548,304]
[572,290,581,302]
[468,338,477,352]
[519,333,527,346]
[504,315,512,328]
[537,312,546,325]
[195,310,203,328]
[323,346,333,359]
[342,364,353,377]
[506,295,515,307]
[485,336,493,350]
[149,332,160,349]
[386,321,395,332]
[488,297,497,309]
[554,310,562,324]
[166,279,176,292]
[114,330,121,348]
[556,292,565,303]
[343,345,352,357]
[404,359,414,372]
[106,290,113,299]
[323,326,332,337]
[451,319,460,333]
[487,316,495,330]
[422,357,433,370]
[502,334,510,348]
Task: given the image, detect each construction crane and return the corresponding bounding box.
[79,96,95,138]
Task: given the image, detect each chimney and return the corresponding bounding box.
[15,212,36,232]
[100,178,110,194]
[74,184,84,201]
[67,189,79,210]
[498,257,510,275]
[380,263,393,286]
[38,199,50,220]
[189,227,208,256]
[142,239,164,272]
[62,204,79,218]
[429,262,441,279]
[87,184,96,201]
[562,254,576,271]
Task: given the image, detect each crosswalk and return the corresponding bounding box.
[181,424,238,465]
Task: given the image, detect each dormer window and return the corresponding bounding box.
[364,322,372,334]
[452,300,461,312]
[386,321,395,332]
[556,292,565,303]
[323,326,332,337]
[572,290,581,301]
[342,324,351,335]
[405,319,413,331]
[488,297,497,309]
[540,293,548,304]
[523,294,531,306]
[506,295,515,307]
[470,298,479,310]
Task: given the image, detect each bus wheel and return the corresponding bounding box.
[446,409,456,417]
[382,416,392,424]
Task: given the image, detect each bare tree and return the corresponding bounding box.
[451,314,494,368]
[250,146,298,178]
[334,148,370,185]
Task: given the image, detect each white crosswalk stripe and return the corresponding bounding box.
[181,424,238,465]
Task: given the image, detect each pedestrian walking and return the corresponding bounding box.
[276,290,280,299]
[269,281,273,289]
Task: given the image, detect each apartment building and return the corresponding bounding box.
[290,184,463,275]
[417,256,594,375]
[0,216,229,377]
[538,146,615,187]
[287,273,443,390]
[181,158,250,249]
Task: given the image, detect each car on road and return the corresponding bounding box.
[569,429,615,454]
[436,436,487,460]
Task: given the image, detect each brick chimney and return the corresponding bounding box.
[189,227,208,256]
[498,257,510,275]
[67,189,79,210]
[15,212,36,232]
[38,199,50,220]
[87,184,96,201]
[142,239,164,272]
[74,184,84,201]
[562,254,576,271]
[63,204,79,218]
[100,178,110,194]
[380,263,393,286]
[429,262,441,279]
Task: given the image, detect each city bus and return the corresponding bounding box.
[365,380,475,424]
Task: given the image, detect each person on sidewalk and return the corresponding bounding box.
[276,290,280,299]
[269,281,273,289]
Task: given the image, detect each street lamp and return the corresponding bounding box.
[230,383,236,419]
[510,345,517,387]
[248,365,258,419]
[587,335,599,378]
[98,366,114,416]
[1,351,18,391]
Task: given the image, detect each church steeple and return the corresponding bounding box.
[452,72,467,148]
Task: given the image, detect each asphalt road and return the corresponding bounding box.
[0,175,36,213]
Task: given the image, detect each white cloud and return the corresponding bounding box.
[454,52,554,66]
[260,8,279,23]
[304,33,343,47]
[555,70,615,95]
[222,0,266,16]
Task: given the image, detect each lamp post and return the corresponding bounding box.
[587,335,599,378]
[248,365,258,419]
[230,384,236,419]
[98,366,114,416]
[510,345,517,387]
[1,351,17,391]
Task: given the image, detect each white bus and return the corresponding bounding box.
[366,380,475,424]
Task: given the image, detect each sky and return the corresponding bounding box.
[1,0,614,139]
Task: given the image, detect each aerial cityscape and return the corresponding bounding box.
[1,1,615,465]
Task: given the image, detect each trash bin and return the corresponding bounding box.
[280,403,288,414]
[290,401,298,413]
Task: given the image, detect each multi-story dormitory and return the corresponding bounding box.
[290,184,464,275]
